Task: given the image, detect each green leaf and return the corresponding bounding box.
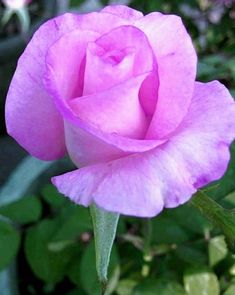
[0,220,20,271]
[116,279,138,295]
[209,236,228,267]
[41,184,67,208]
[78,241,119,295]
[90,204,119,285]
[151,216,190,245]
[0,196,42,224]
[52,205,92,243]
[175,245,207,266]
[224,284,235,295]
[184,267,220,295]
[190,191,235,252]
[164,204,212,235]
[24,219,74,283]
[134,279,186,295]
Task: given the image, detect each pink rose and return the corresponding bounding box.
[5,5,235,217]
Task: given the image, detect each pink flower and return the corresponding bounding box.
[2,0,31,10]
[5,5,235,217]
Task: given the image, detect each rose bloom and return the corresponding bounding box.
[2,0,31,10]
[5,5,235,217]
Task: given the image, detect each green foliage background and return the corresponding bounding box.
[0,0,235,294]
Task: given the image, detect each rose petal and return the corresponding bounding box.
[69,74,149,141]
[45,27,165,165]
[101,5,143,20]
[45,29,99,100]
[136,13,197,138]
[162,81,235,198]
[52,81,235,217]
[52,146,194,217]
[83,25,156,96]
[5,12,129,160]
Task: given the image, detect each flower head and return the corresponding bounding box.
[5,5,235,217]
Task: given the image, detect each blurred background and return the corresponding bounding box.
[0,0,235,294]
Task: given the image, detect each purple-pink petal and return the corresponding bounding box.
[52,81,235,217]
[136,12,197,139]
[101,5,143,21]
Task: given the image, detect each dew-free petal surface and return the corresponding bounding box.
[83,25,156,96]
[69,74,149,140]
[5,12,129,160]
[101,5,143,20]
[136,12,197,139]
[162,81,235,201]
[52,81,235,217]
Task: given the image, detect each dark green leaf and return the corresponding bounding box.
[24,219,74,283]
[151,216,190,245]
[0,196,42,224]
[134,279,186,295]
[0,220,20,271]
[175,245,207,266]
[41,184,67,208]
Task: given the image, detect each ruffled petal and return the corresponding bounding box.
[5,12,129,160]
[162,81,235,195]
[101,5,143,21]
[52,81,235,217]
[52,146,194,217]
[135,13,197,138]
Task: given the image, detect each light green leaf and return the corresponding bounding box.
[116,279,138,295]
[209,236,228,267]
[184,267,220,295]
[0,220,20,271]
[224,284,235,295]
[90,204,119,285]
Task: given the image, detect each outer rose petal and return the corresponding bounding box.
[52,81,235,217]
[52,148,194,217]
[135,13,197,139]
[162,81,235,198]
[101,5,143,20]
[5,12,129,160]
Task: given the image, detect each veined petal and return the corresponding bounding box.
[5,11,129,160]
[136,12,197,139]
[101,5,143,21]
[52,81,235,217]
